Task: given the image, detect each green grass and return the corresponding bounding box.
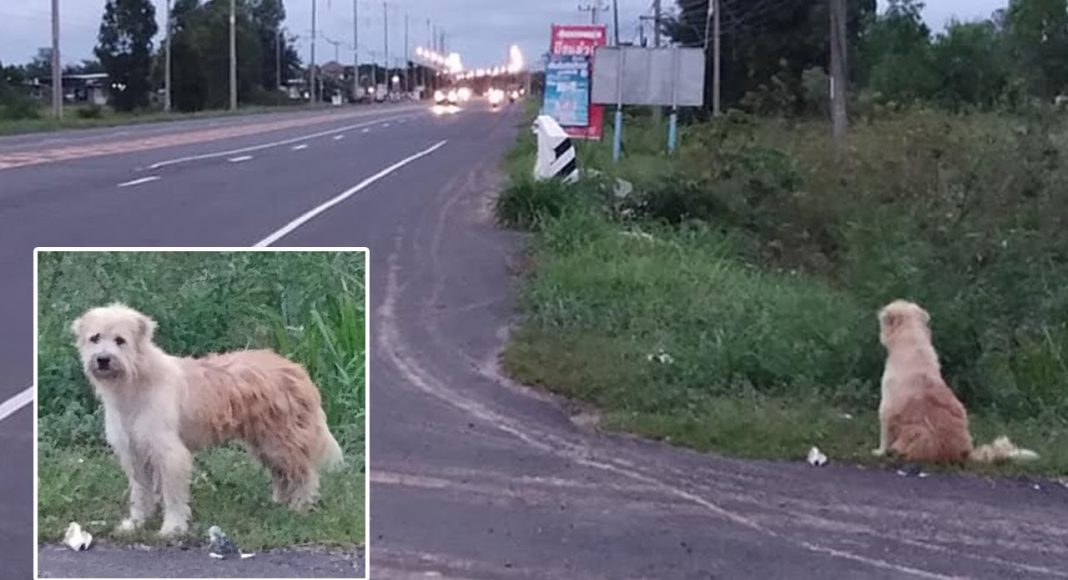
[38,443,363,550]
[36,251,366,548]
[0,103,327,136]
[499,109,1068,476]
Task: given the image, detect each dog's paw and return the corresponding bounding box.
[158,520,189,537]
[115,518,142,534]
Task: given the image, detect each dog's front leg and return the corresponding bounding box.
[154,440,193,537]
[110,438,156,533]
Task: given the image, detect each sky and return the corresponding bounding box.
[0,0,1008,71]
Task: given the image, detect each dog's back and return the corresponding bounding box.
[887,374,972,463]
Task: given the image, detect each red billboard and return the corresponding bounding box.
[548,24,606,140]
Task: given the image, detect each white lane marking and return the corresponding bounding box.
[255,140,448,248]
[333,135,345,141]
[381,123,391,128]
[228,155,254,163]
[0,386,32,422]
[117,176,161,188]
[362,128,371,133]
[147,113,413,170]
[291,144,309,151]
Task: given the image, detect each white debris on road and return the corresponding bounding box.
[63,522,92,551]
[806,446,828,467]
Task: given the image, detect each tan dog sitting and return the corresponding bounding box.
[874,300,1038,464]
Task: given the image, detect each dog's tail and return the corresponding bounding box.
[317,410,345,471]
[970,436,1040,463]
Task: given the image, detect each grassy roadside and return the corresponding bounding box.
[498,109,1068,477]
[36,251,366,549]
[0,103,341,136]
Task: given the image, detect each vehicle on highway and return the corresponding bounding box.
[487,88,505,108]
[434,89,461,106]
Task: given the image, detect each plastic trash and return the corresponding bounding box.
[806,446,828,467]
[63,522,92,551]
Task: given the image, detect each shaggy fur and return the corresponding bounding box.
[874,300,1038,464]
[72,303,343,536]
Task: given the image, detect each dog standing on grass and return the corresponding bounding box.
[72,303,344,536]
[874,299,1038,464]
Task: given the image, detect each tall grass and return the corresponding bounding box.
[500,109,1068,473]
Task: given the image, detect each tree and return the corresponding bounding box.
[95,0,159,111]
[859,0,938,104]
[665,0,876,114]
[931,20,1008,110]
[1003,0,1068,100]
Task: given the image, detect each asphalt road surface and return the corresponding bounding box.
[2,101,1066,579]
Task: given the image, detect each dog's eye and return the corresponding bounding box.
[115,336,126,346]
[89,334,101,344]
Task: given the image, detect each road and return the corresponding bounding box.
[2,101,1066,579]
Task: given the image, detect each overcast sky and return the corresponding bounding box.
[0,0,1007,70]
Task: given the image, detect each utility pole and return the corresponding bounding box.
[164,0,172,112]
[703,0,720,116]
[578,2,605,25]
[404,13,409,93]
[50,0,62,119]
[653,0,662,123]
[353,0,359,99]
[276,31,283,90]
[653,0,661,48]
[612,0,620,46]
[383,1,389,95]
[229,0,237,111]
[829,0,848,156]
[310,0,317,104]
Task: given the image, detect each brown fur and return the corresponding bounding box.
[72,304,343,536]
[875,300,1038,464]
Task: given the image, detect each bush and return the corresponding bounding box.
[0,92,42,120]
[75,104,105,119]
[495,176,599,230]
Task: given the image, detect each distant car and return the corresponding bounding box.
[434,89,460,105]
[509,89,520,103]
[487,88,504,108]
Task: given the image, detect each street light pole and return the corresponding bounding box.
[353,0,359,99]
[229,0,237,111]
[164,0,172,112]
[310,0,317,104]
[51,0,62,119]
[383,1,389,95]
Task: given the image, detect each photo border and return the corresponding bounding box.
[32,246,371,580]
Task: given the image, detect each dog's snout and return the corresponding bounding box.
[95,355,112,369]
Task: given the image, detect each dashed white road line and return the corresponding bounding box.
[333,135,345,141]
[147,112,413,170]
[117,176,161,188]
[291,144,309,151]
[228,155,254,163]
[362,128,371,133]
[255,140,448,247]
[0,386,32,422]
[381,123,391,128]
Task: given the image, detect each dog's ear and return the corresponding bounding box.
[879,308,903,334]
[134,311,157,344]
[69,315,83,342]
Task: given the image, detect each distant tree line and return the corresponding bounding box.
[668,0,1068,114]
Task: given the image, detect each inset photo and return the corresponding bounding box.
[34,249,367,579]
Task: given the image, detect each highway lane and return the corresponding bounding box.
[4,101,1067,579]
[1,103,459,578]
